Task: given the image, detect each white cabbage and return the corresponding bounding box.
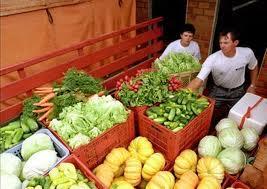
[198,135,222,157]
[0,153,22,177]
[217,148,246,174]
[0,174,22,189]
[218,127,244,149]
[21,133,54,160]
[22,149,58,180]
[215,118,238,133]
[241,127,259,151]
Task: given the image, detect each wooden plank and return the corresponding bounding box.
[102,58,155,90]
[89,41,163,78]
[0,17,163,76]
[0,103,22,124]
[1,28,162,101]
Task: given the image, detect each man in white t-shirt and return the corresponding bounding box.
[159,23,201,60]
[187,28,258,111]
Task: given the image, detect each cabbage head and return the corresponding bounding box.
[217,148,246,174]
[198,135,222,157]
[215,118,238,133]
[241,127,259,151]
[21,133,54,160]
[0,174,22,189]
[22,149,58,180]
[218,127,244,149]
[0,153,22,177]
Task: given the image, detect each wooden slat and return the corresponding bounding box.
[0,17,163,76]
[1,28,162,101]
[89,41,163,78]
[0,103,22,124]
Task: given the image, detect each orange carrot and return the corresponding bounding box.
[34,102,54,107]
[33,106,51,113]
[35,87,53,91]
[37,92,55,104]
[38,107,53,121]
[33,90,53,94]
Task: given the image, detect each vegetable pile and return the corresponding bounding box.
[25,162,97,189]
[22,68,104,122]
[0,116,39,152]
[0,132,62,189]
[197,117,260,175]
[153,52,201,75]
[116,69,182,107]
[49,95,129,149]
[146,89,210,132]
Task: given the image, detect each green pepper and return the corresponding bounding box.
[169,122,179,129]
[186,103,192,112]
[175,108,181,115]
[163,121,172,126]
[173,116,180,122]
[12,128,24,144]
[153,117,166,124]
[163,113,169,118]
[0,121,21,132]
[23,133,33,139]
[172,127,183,132]
[148,114,157,119]
[20,120,30,133]
[149,107,164,115]
[168,109,176,121]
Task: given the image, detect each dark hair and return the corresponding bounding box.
[219,27,240,42]
[180,23,196,35]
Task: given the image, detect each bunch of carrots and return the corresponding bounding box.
[33,87,56,122]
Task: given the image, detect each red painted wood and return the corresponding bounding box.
[0,17,163,76]
[0,103,22,124]
[1,28,162,101]
[89,41,163,78]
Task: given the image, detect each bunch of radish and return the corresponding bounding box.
[168,76,182,92]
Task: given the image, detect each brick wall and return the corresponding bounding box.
[136,0,149,23]
[187,0,217,60]
[256,49,267,97]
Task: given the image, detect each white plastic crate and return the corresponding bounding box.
[228,93,267,134]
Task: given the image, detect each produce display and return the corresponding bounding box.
[116,69,182,107]
[0,116,39,152]
[0,132,62,189]
[145,89,210,132]
[24,162,97,189]
[49,95,129,149]
[22,69,104,122]
[153,52,201,75]
[197,117,260,175]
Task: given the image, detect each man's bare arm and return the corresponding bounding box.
[187,77,203,92]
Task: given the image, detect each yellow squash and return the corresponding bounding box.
[104,147,130,176]
[174,171,199,189]
[124,157,142,186]
[110,180,135,189]
[197,176,221,189]
[197,157,224,183]
[146,171,175,189]
[142,153,165,181]
[93,164,114,188]
[174,149,198,178]
[128,136,154,164]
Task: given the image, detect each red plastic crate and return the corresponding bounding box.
[138,96,215,161]
[45,111,135,169]
[62,154,106,189]
[222,174,251,189]
[130,105,147,135]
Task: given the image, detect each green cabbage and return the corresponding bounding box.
[198,135,222,157]
[0,153,22,177]
[215,118,238,133]
[21,133,54,160]
[241,127,259,151]
[217,148,246,174]
[218,127,244,149]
